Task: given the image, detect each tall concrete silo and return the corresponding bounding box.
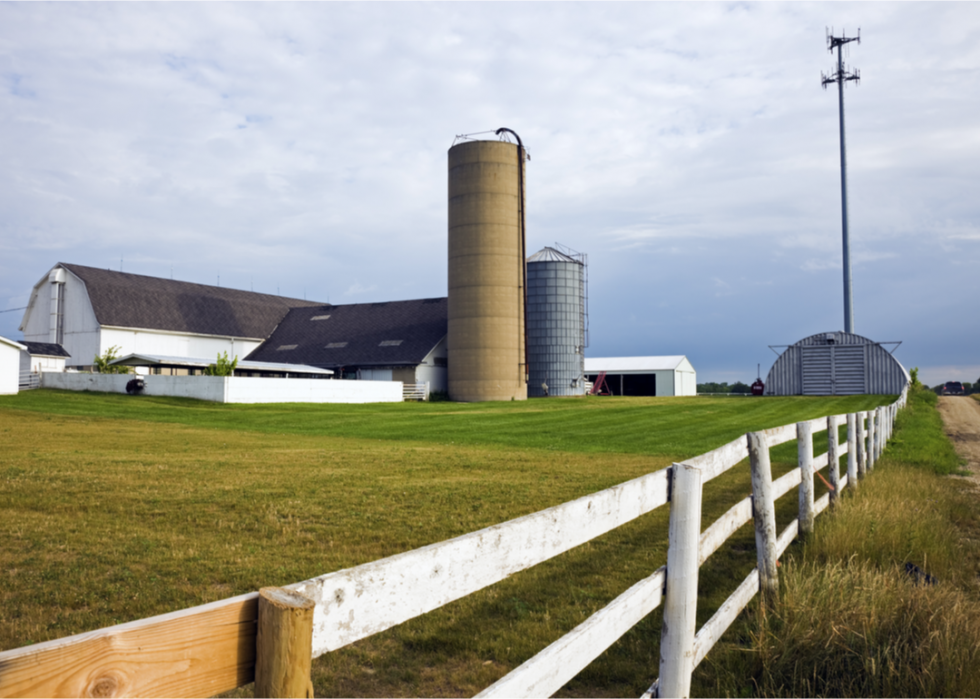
[447,136,528,402]
[527,246,587,397]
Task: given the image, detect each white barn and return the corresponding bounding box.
[19,264,321,370]
[584,356,697,397]
[0,335,28,395]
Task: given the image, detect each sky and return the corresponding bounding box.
[1,2,978,387]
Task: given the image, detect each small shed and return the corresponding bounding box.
[765,331,908,396]
[1,335,28,395]
[584,356,697,397]
[20,342,70,375]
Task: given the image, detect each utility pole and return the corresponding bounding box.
[822,28,860,334]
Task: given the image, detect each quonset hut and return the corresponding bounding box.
[765,331,908,396]
[526,246,587,397]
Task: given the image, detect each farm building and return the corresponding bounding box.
[0,335,28,395]
[246,298,448,392]
[19,263,323,371]
[584,356,697,397]
[765,331,909,396]
[19,342,70,375]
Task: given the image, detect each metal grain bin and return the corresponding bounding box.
[765,331,909,396]
[447,139,527,402]
[526,247,586,397]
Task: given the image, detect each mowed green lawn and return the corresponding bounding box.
[0,389,891,697]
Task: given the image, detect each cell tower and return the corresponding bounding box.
[822,28,861,334]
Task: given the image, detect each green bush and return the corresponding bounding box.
[204,352,238,377]
[93,346,131,374]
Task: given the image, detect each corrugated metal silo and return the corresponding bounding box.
[765,331,909,396]
[527,247,586,397]
[447,139,527,402]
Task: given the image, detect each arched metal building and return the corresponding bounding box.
[765,331,908,396]
[447,139,528,402]
[526,247,586,397]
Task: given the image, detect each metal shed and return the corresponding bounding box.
[584,356,697,397]
[765,331,908,396]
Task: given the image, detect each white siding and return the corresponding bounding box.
[99,327,260,367]
[21,266,100,367]
[0,338,25,395]
[41,373,403,404]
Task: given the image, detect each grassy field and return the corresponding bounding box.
[1,389,895,696]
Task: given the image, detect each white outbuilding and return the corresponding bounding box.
[0,335,28,395]
[584,356,697,397]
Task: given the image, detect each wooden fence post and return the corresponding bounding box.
[797,421,814,535]
[856,412,867,479]
[827,415,840,507]
[868,408,878,473]
[847,413,858,491]
[747,432,779,605]
[658,463,703,699]
[256,587,315,699]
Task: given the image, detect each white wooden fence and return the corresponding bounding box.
[0,390,906,698]
[403,381,430,401]
[17,371,40,391]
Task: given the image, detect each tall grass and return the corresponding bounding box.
[695,388,980,697]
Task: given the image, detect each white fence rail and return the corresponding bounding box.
[0,390,907,698]
[403,381,430,401]
[17,371,40,390]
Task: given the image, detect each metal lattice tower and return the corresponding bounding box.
[822,28,861,334]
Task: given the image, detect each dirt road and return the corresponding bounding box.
[938,396,980,487]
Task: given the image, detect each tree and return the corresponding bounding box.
[205,351,238,376]
[93,345,131,374]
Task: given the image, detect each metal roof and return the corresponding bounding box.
[245,298,447,369]
[109,353,333,375]
[58,263,324,339]
[585,356,692,373]
[21,341,71,358]
[527,247,582,264]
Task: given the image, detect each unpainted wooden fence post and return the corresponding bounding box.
[856,411,867,479]
[747,432,779,605]
[658,463,703,699]
[797,421,814,535]
[827,415,840,507]
[846,413,858,491]
[255,587,316,699]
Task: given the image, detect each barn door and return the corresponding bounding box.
[801,345,867,395]
[832,345,867,394]
[801,346,833,395]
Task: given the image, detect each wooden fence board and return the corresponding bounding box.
[772,468,802,501]
[475,567,666,699]
[289,468,671,655]
[686,436,748,483]
[699,497,753,567]
[776,520,799,558]
[0,592,258,698]
[761,423,796,447]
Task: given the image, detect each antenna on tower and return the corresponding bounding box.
[821,27,861,334]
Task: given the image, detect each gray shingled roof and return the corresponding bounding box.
[21,341,70,358]
[246,298,447,368]
[62,263,324,339]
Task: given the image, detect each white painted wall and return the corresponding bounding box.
[19,352,67,375]
[416,337,448,392]
[41,373,403,404]
[0,338,26,395]
[225,377,402,404]
[100,328,260,367]
[676,369,697,397]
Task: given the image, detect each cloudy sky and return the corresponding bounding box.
[2,2,978,386]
